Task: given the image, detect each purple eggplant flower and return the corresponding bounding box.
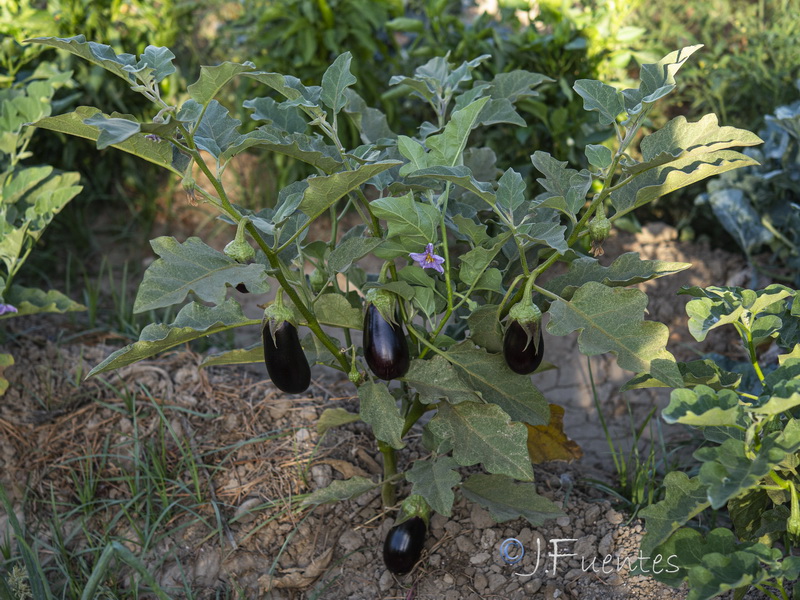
[0,303,18,316]
[409,243,445,274]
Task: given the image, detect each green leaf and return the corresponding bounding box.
[397,135,429,175]
[87,299,258,377]
[629,114,763,174]
[299,161,400,222]
[327,237,384,273]
[342,89,396,143]
[466,304,504,353]
[458,235,509,287]
[696,423,800,509]
[194,100,242,160]
[402,356,482,405]
[320,52,356,115]
[370,192,439,252]
[29,107,183,175]
[622,45,702,115]
[221,128,341,172]
[530,151,592,219]
[686,545,776,600]
[317,407,360,435]
[406,456,462,517]
[243,97,307,133]
[133,236,269,312]
[585,144,613,169]
[0,353,12,396]
[496,168,526,222]
[200,344,263,368]
[621,358,742,391]
[1,285,85,318]
[26,35,137,84]
[460,474,564,525]
[427,401,534,481]
[82,113,141,149]
[573,79,624,125]
[308,294,363,330]
[188,61,256,106]
[426,96,490,167]
[546,281,682,385]
[138,45,176,83]
[662,385,744,427]
[639,471,711,556]
[407,165,495,206]
[358,382,405,449]
[444,345,549,425]
[611,150,759,216]
[303,476,377,505]
[755,361,800,415]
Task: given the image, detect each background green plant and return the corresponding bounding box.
[694,93,800,287]
[632,284,800,600]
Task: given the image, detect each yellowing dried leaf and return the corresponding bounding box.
[526,404,582,463]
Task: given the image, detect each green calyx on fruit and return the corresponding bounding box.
[224,217,256,263]
[508,298,542,329]
[398,494,431,528]
[504,291,544,374]
[262,293,296,343]
[588,213,612,257]
[365,288,397,326]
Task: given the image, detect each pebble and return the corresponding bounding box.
[443,573,454,585]
[455,535,477,554]
[338,528,363,552]
[524,578,543,594]
[606,509,624,525]
[598,532,614,556]
[556,515,571,528]
[583,503,601,525]
[470,552,490,565]
[487,572,505,591]
[379,570,393,591]
[470,504,495,529]
[574,535,597,559]
[473,572,488,591]
[294,428,311,443]
[310,464,332,489]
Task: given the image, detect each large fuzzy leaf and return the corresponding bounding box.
[402,356,482,405]
[460,474,564,525]
[358,382,405,450]
[542,252,691,301]
[427,401,534,481]
[1,285,85,319]
[133,236,270,312]
[406,457,462,517]
[88,299,257,377]
[546,281,682,386]
[444,345,549,426]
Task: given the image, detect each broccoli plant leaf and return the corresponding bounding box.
[87,299,258,377]
[639,471,711,556]
[406,456,462,517]
[460,474,564,525]
[358,382,405,450]
[662,386,745,427]
[695,421,800,509]
[427,401,534,481]
[133,236,270,312]
[546,281,682,386]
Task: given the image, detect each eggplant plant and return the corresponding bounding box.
[24,35,762,576]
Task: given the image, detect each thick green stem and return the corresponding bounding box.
[378,441,397,507]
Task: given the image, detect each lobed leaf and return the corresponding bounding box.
[526,404,583,463]
[406,457,462,517]
[188,62,256,106]
[428,401,534,481]
[546,281,682,385]
[320,52,357,115]
[402,356,482,405]
[87,300,258,377]
[460,474,564,525]
[0,285,85,319]
[638,471,711,556]
[133,236,270,312]
[358,382,405,449]
[444,345,549,426]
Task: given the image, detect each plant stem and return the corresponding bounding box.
[378,441,397,507]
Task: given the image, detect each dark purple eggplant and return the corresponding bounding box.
[503,321,544,375]
[363,304,409,380]
[262,320,311,394]
[383,516,426,574]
